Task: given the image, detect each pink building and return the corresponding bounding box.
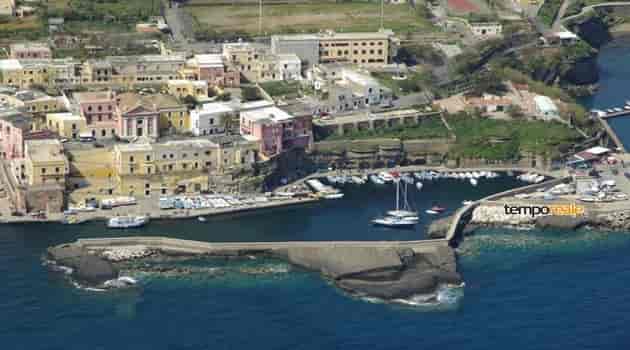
[240,106,312,158]
[9,42,52,59]
[116,93,159,139]
[74,91,118,139]
[0,107,32,160]
[194,54,240,88]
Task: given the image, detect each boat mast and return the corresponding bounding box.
[395,178,400,211]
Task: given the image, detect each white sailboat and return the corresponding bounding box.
[372,176,419,228]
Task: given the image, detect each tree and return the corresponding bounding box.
[241,86,261,102]
[507,105,525,119]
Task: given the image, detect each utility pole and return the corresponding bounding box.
[380,0,384,31]
[259,0,263,35]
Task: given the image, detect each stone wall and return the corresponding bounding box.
[22,184,64,213]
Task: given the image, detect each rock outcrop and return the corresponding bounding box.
[427,215,453,239]
[535,215,588,230]
[47,244,118,285]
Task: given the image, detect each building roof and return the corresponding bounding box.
[194,54,224,68]
[195,102,233,115]
[555,31,578,40]
[534,95,558,113]
[115,143,153,153]
[47,112,82,121]
[0,107,31,130]
[237,100,274,111]
[584,146,610,155]
[74,91,115,104]
[273,30,393,42]
[10,42,50,52]
[118,93,183,113]
[159,139,216,149]
[276,53,301,63]
[25,139,65,163]
[0,59,22,71]
[241,106,294,123]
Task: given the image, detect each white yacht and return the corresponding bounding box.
[107,215,149,229]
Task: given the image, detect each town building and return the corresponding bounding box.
[167,80,209,101]
[469,22,503,39]
[186,54,240,88]
[190,102,234,136]
[23,139,69,186]
[466,94,513,113]
[0,107,32,159]
[112,136,258,196]
[0,0,15,16]
[74,91,118,139]
[534,95,560,121]
[310,65,393,114]
[222,43,301,83]
[45,112,86,140]
[271,30,394,66]
[9,42,52,60]
[82,59,113,83]
[115,93,160,139]
[0,59,23,86]
[0,89,65,114]
[240,106,312,158]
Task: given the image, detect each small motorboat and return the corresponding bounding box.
[369,174,385,185]
[323,192,345,200]
[372,216,418,227]
[462,200,474,206]
[425,209,440,215]
[107,215,149,229]
[416,182,423,191]
[197,216,207,222]
[470,178,478,186]
[430,205,446,213]
[378,171,395,183]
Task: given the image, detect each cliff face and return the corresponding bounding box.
[573,14,613,49]
[561,56,600,85]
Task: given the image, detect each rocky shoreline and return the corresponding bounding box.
[46,240,461,302]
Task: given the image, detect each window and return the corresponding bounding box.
[130,156,135,162]
[88,106,92,112]
[182,164,188,169]
[146,155,151,161]
[98,106,102,111]
[101,130,106,137]
[169,154,174,159]
[194,162,198,169]
[41,168,46,174]
[145,183,150,188]
[182,153,187,158]
[147,167,152,174]
[72,123,76,130]
[55,167,61,173]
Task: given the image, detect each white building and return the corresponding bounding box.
[534,95,560,121]
[0,0,15,16]
[469,22,503,38]
[190,102,234,136]
[276,54,302,81]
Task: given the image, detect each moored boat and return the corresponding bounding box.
[372,216,417,227]
[107,215,149,229]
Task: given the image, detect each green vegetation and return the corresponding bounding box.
[323,117,450,141]
[447,113,581,160]
[46,0,160,22]
[566,0,610,17]
[241,86,263,102]
[372,71,430,95]
[188,2,433,36]
[259,81,301,97]
[0,15,47,40]
[537,0,563,26]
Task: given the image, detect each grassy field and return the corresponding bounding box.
[373,71,429,96]
[187,2,433,35]
[0,16,46,40]
[259,81,302,97]
[447,114,581,160]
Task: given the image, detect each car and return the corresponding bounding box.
[624,172,630,179]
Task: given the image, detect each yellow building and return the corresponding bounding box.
[24,139,69,186]
[149,93,190,134]
[167,80,208,100]
[319,32,390,65]
[112,136,258,196]
[46,113,86,139]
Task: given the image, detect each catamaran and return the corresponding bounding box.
[373,174,419,227]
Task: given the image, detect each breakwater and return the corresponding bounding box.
[48,236,459,301]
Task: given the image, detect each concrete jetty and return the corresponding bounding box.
[597,116,626,153]
[48,236,458,300]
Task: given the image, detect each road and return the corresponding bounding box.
[162,0,193,43]
[553,0,572,31]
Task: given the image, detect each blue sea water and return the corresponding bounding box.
[580,41,630,150]
[3,44,630,348]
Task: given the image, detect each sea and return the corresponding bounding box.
[4,46,630,349]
